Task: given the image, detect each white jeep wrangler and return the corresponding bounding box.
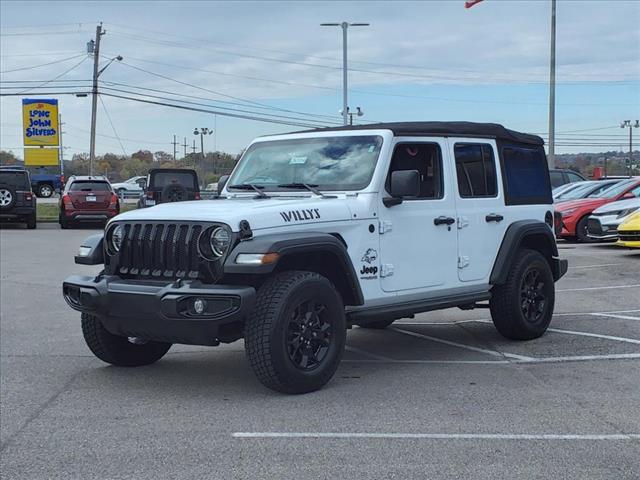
[63,122,568,394]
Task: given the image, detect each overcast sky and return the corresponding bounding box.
[1,0,639,158]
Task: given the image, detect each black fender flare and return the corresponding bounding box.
[224,232,364,305]
[490,220,567,284]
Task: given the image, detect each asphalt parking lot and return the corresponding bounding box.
[1,224,639,479]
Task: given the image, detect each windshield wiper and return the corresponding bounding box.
[278,183,332,198]
[228,183,269,198]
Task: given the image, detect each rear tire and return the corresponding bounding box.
[245,271,346,394]
[81,313,171,367]
[490,249,555,340]
[27,213,36,229]
[38,184,53,198]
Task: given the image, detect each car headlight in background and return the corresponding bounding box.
[111,224,124,252]
[616,207,638,219]
[210,226,231,257]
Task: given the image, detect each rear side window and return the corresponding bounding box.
[567,171,584,183]
[69,181,111,192]
[454,144,497,198]
[151,172,197,189]
[501,145,552,205]
[549,171,564,188]
[0,172,30,190]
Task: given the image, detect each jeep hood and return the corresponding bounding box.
[112,196,353,231]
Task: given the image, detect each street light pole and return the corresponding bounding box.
[321,22,369,126]
[194,127,213,171]
[621,120,639,177]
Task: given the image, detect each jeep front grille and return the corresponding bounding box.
[113,222,204,279]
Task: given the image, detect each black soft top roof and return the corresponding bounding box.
[293,121,544,146]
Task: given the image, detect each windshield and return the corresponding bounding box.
[228,135,384,191]
[556,182,595,200]
[0,172,30,190]
[589,179,636,198]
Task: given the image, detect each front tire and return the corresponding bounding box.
[575,215,592,243]
[490,249,555,340]
[81,313,171,366]
[245,271,346,394]
[38,184,53,198]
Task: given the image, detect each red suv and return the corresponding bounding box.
[59,176,119,229]
[556,177,640,241]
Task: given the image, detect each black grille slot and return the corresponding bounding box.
[115,222,205,279]
[619,231,640,241]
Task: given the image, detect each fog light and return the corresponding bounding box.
[193,298,207,314]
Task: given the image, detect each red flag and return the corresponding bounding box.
[465,0,484,8]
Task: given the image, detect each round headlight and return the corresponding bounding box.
[111,225,124,252]
[210,226,230,257]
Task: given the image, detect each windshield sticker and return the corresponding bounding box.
[280,208,320,222]
[289,156,308,165]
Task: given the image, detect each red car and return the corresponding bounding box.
[556,177,640,241]
[59,176,120,229]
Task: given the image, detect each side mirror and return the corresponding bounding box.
[218,175,229,195]
[384,170,420,207]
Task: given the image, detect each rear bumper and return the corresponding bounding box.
[0,206,35,218]
[66,210,117,222]
[62,275,255,345]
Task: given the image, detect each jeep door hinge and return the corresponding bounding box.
[457,216,469,229]
[458,256,470,269]
[380,264,394,277]
[378,220,392,234]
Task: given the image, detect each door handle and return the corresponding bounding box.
[485,213,504,223]
[434,216,456,226]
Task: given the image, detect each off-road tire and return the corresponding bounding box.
[358,318,396,329]
[245,271,346,394]
[161,184,187,203]
[490,248,555,340]
[38,183,53,198]
[81,313,171,366]
[27,213,36,229]
[575,215,592,243]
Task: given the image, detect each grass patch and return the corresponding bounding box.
[37,202,138,221]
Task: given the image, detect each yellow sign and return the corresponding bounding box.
[22,98,59,146]
[24,148,59,166]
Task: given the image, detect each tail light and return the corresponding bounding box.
[62,194,73,206]
[24,192,33,201]
[109,193,118,207]
[194,192,201,200]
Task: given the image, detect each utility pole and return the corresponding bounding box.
[621,120,639,177]
[172,134,178,162]
[194,127,213,173]
[547,0,556,168]
[321,22,369,125]
[182,137,188,159]
[89,24,103,175]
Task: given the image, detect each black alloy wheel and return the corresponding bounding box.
[286,300,332,371]
[520,268,546,323]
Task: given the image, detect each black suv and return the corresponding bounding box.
[0,167,37,229]
[138,168,200,208]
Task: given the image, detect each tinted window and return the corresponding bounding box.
[230,136,383,191]
[567,172,584,182]
[549,171,564,188]
[386,143,443,199]
[454,144,497,198]
[69,181,111,192]
[151,172,198,189]
[0,172,30,190]
[502,146,551,203]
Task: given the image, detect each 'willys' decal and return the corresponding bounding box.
[280,209,321,222]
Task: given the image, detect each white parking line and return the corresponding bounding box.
[233,432,640,440]
[554,309,640,317]
[526,353,640,363]
[569,263,625,269]
[344,354,640,366]
[546,327,640,345]
[592,313,640,321]
[557,284,640,292]
[343,359,510,365]
[390,327,536,362]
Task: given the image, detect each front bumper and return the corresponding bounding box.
[62,275,255,345]
[587,217,619,241]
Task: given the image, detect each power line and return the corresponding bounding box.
[98,95,127,156]
[0,54,85,74]
[15,56,89,95]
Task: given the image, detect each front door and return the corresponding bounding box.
[378,140,458,293]
[448,139,507,282]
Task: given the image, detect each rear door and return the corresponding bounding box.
[69,181,112,209]
[449,139,506,283]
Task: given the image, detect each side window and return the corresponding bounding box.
[386,143,443,199]
[567,172,583,183]
[549,171,564,188]
[501,145,552,204]
[454,143,497,198]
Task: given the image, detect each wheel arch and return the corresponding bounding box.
[490,220,565,284]
[224,231,364,306]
